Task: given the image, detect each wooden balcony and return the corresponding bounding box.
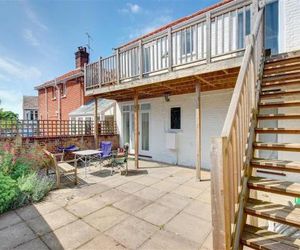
[85,0,253,101]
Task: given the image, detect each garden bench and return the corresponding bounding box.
[43,149,77,188]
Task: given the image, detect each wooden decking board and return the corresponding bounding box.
[255,128,300,134]
[245,198,300,228]
[265,55,300,65]
[254,142,300,152]
[248,176,300,197]
[262,72,300,83]
[264,61,300,72]
[259,100,300,108]
[260,89,300,99]
[264,69,300,79]
[251,158,300,172]
[257,114,300,120]
[241,224,300,250]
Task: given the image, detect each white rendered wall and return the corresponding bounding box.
[279,0,300,53]
[116,89,233,169]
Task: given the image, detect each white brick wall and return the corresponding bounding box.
[279,0,300,53]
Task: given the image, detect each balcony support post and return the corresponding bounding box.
[134,93,139,169]
[195,82,202,181]
[94,97,99,148]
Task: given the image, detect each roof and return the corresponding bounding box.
[23,96,38,110]
[119,0,233,49]
[35,68,83,90]
[69,99,115,117]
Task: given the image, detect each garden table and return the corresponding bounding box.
[73,150,101,177]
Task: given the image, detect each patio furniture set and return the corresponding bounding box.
[44,141,129,188]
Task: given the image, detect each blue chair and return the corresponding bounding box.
[98,141,112,164]
[57,145,79,161]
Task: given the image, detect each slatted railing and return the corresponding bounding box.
[85,0,252,90]
[0,120,118,138]
[210,4,264,249]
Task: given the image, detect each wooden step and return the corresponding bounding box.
[255,128,300,134]
[259,100,300,108]
[264,69,300,78]
[251,158,300,173]
[257,114,300,120]
[262,79,300,90]
[245,198,300,228]
[264,61,300,72]
[265,54,300,65]
[260,89,300,99]
[254,142,300,152]
[248,176,300,197]
[263,72,300,83]
[241,224,300,250]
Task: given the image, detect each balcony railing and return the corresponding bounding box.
[85,0,252,91]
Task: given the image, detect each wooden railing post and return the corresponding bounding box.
[116,49,120,84]
[168,27,172,72]
[139,40,143,79]
[98,57,102,87]
[206,12,211,64]
[211,137,230,250]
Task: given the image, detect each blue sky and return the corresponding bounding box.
[0,0,219,117]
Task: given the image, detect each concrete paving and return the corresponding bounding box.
[0,160,212,250]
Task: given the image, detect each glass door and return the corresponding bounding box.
[140,112,150,154]
[265,0,279,55]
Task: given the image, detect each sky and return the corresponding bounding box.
[0,0,219,117]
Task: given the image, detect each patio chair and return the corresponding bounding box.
[111,144,129,175]
[98,141,112,165]
[43,149,77,188]
[57,144,79,161]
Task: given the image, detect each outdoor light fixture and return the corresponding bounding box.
[164,92,170,102]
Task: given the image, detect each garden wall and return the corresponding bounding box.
[0,135,119,153]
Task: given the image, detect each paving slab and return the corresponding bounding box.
[83,206,128,232]
[156,192,191,210]
[105,216,158,249]
[0,211,22,230]
[172,184,204,199]
[134,186,166,201]
[165,212,211,244]
[140,229,199,250]
[0,222,36,249]
[200,232,213,250]
[98,188,130,205]
[78,233,126,250]
[136,202,179,226]
[66,194,106,217]
[151,179,180,192]
[116,181,146,194]
[184,200,212,222]
[26,208,77,235]
[164,175,193,184]
[16,201,61,221]
[42,220,98,250]
[133,175,161,186]
[113,194,150,214]
[197,188,212,204]
[14,238,49,250]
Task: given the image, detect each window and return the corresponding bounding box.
[60,83,66,97]
[170,107,181,130]
[34,110,38,120]
[52,87,56,99]
[265,0,278,54]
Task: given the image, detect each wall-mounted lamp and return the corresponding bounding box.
[164,92,170,102]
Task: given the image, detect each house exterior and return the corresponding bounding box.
[83,0,300,172]
[35,47,93,120]
[22,96,38,120]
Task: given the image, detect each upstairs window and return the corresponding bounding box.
[170,107,181,130]
[60,83,66,97]
[52,87,56,100]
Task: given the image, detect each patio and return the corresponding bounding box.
[0,160,212,250]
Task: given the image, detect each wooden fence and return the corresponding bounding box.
[0,120,118,138]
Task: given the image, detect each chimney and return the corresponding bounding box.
[75,46,89,68]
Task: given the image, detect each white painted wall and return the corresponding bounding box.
[279,0,300,53]
[116,89,233,169]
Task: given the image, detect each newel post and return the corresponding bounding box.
[210,137,231,250]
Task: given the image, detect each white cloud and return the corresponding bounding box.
[120,3,141,14]
[23,2,48,30]
[0,57,41,81]
[0,89,23,117]
[129,15,173,39]
[23,29,40,47]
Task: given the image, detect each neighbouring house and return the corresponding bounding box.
[84,0,300,247]
[22,96,38,120]
[35,47,94,120]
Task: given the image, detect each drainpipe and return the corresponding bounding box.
[45,87,48,120]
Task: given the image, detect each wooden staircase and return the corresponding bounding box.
[240,53,300,249]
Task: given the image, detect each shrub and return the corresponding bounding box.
[0,173,20,213]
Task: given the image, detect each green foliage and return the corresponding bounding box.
[0,173,20,213]
[0,108,18,120]
[10,161,31,180]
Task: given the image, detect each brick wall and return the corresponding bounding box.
[38,76,94,121]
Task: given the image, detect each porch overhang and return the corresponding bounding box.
[86,56,242,101]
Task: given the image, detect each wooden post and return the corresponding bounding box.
[94,97,99,148]
[195,82,201,181]
[134,94,139,169]
[206,12,211,64]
